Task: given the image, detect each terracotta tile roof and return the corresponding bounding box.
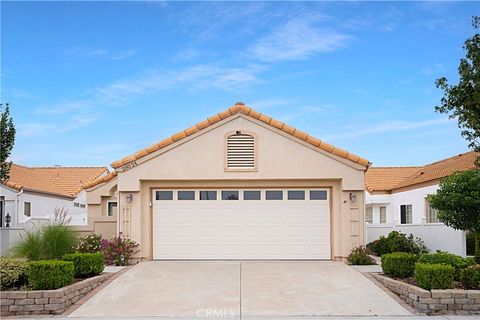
[366,151,479,192]
[2,164,109,197]
[110,102,370,169]
[82,171,117,189]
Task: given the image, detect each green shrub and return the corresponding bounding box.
[76,234,102,253]
[101,233,140,266]
[414,263,454,290]
[62,253,105,278]
[367,231,428,256]
[0,257,29,290]
[347,246,376,265]
[418,252,475,280]
[381,252,418,278]
[28,260,74,290]
[42,224,77,259]
[460,264,480,289]
[11,229,44,261]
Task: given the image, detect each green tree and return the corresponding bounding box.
[0,103,16,181]
[427,170,480,260]
[435,16,480,165]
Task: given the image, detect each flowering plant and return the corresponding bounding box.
[101,233,140,266]
[76,234,102,253]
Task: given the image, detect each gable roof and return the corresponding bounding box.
[110,103,370,170]
[2,164,109,198]
[365,151,479,193]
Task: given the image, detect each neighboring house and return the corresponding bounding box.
[365,151,478,256]
[84,102,370,261]
[0,164,108,227]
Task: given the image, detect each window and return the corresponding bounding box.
[107,202,117,217]
[365,207,373,224]
[380,206,387,224]
[288,190,305,200]
[222,191,239,200]
[200,191,217,200]
[178,191,195,200]
[156,191,173,200]
[426,199,439,223]
[244,190,261,200]
[24,202,31,217]
[310,190,327,200]
[80,204,86,208]
[266,190,283,200]
[74,202,80,207]
[400,204,412,224]
[226,133,255,169]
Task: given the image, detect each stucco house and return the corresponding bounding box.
[365,151,478,256]
[0,164,108,227]
[83,102,370,261]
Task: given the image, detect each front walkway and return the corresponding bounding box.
[70,261,411,318]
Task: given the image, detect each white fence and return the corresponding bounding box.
[366,223,466,256]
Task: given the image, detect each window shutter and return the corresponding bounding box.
[227,134,255,169]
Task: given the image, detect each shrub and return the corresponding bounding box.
[381,252,418,278]
[101,233,140,266]
[418,251,475,279]
[367,231,428,256]
[347,246,376,265]
[414,263,454,290]
[62,253,105,278]
[76,234,102,253]
[460,264,480,289]
[0,257,29,290]
[42,224,77,259]
[11,229,44,261]
[28,260,74,290]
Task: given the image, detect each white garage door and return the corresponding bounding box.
[152,189,331,260]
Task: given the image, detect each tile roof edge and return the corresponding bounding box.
[110,102,371,169]
[83,171,118,190]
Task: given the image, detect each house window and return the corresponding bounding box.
[222,191,239,200]
[379,206,387,224]
[74,202,80,207]
[288,190,305,200]
[178,191,195,200]
[400,204,413,224]
[365,207,373,224]
[226,133,255,169]
[426,199,439,223]
[266,190,283,200]
[24,202,31,217]
[200,191,217,200]
[156,191,173,200]
[310,190,327,200]
[244,191,261,200]
[107,202,117,217]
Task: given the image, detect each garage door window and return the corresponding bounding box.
[222,191,239,200]
[244,190,261,200]
[310,190,328,200]
[178,191,195,200]
[200,191,217,200]
[156,191,173,200]
[288,190,305,200]
[266,190,283,200]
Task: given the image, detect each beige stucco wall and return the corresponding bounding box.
[86,114,367,260]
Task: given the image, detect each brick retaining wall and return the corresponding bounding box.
[0,273,112,316]
[371,273,480,315]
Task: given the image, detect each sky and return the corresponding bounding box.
[1,1,479,168]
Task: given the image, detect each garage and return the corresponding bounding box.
[152,188,331,260]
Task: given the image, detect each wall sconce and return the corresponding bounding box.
[349,192,357,202]
[126,194,133,203]
[5,213,11,228]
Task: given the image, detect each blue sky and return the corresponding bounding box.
[1,1,478,167]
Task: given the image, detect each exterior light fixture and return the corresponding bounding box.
[126,194,133,203]
[349,192,357,202]
[5,213,11,227]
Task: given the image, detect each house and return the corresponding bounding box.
[83,102,370,261]
[0,164,108,227]
[365,151,478,256]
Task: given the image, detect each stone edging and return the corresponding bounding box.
[0,272,113,316]
[371,273,480,315]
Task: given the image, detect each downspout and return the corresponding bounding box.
[15,189,24,228]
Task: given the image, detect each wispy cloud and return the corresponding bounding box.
[250,16,350,62]
[65,46,138,60]
[421,63,446,76]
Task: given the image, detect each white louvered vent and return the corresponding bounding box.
[227,134,255,169]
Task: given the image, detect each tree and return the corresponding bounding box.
[435,16,480,165]
[0,103,16,182]
[427,170,480,260]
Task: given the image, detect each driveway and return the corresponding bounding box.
[70,261,411,318]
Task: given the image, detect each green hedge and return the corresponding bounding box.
[0,257,29,290]
[460,264,480,289]
[62,253,105,278]
[347,246,376,265]
[28,260,74,290]
[414,263,454,290]
[381,252,418,278]
[418,252,475,280]
[367,231,428,256]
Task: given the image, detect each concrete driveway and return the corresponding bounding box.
[70,261,411,318]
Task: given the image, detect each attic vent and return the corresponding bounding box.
[227,133,255,169]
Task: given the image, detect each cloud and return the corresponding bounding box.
[65,46,138,60]
[421,63,446,76]
[249,17,350,62]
